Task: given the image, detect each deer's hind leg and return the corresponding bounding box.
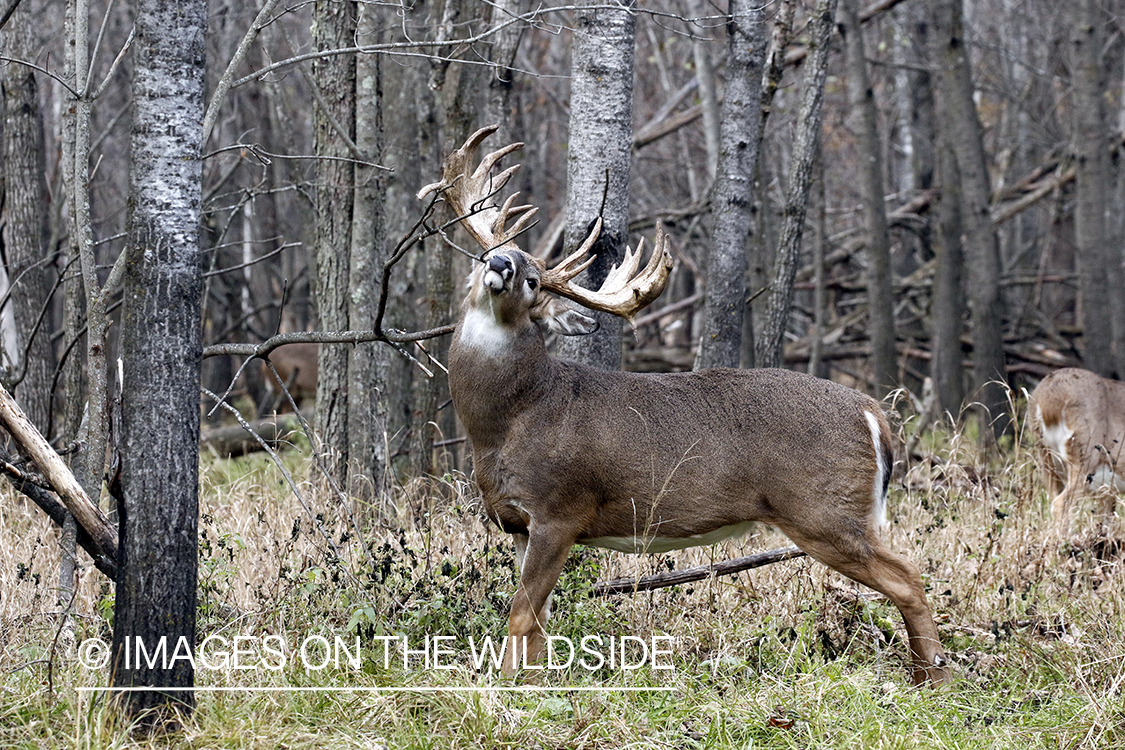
[778,521,950,687]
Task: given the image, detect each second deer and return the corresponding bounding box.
[420,126,950,686]
[1029,367,1125,536]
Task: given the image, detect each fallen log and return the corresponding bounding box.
[0,384,118,578]
[201,414,304,457]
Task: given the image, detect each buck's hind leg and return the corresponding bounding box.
[1050,466,1086,539]
[778,522,950,687]
[503,526,574,675]
[1038,443,1066,497]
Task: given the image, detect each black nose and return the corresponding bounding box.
[488,255,512,275]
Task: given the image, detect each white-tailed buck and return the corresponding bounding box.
[1029,367,1125,535]
[420,126,949,686]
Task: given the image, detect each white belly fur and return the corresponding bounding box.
[581,520,758,554]
[1087,466,1125,492]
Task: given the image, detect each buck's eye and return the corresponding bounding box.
[527,278,538,290]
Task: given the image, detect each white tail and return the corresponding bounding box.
[423,126,949,686]
[1029,367,1125,536]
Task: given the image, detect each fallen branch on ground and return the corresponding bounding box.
[0,384,118,578]
[592,545,808,596]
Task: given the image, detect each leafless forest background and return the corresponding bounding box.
[2,0,1123,497]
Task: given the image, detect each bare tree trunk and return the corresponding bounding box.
[907,1,963,416]
[933,0,1008,440]
[555,0,636,370]
[756,0,838,370]
[808,161,828,379]
[312,0,357,483]
[56,0,85,623]
[483,0,525,147]
[410,0,480,478]
[692,0,720,182]
[932,141,966,417]
[348,6,389,503]
[2,6,56,435]
[695,0,765,371]
[110,0,205,721]
[71,0,112,506]
[840,0,895,395]
[1070,0,1114,377]
[1113,48,1125,377]
[380,47,427,481]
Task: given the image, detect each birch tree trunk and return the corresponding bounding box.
[111,0,206,721]
[1070,0,1114,377]
[555,0,636,370]
[756,0,837,370]
[933,0,1008,439]
[839,0,895,394]
[695,0,765,371]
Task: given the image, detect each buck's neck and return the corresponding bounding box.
[448,309,553,447]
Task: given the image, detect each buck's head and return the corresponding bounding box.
[419,125,674,354]
[461,248,600,353]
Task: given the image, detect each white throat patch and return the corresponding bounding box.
[458,307,512,356]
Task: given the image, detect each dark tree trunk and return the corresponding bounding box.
[312,0,357,483]
[933,0,1008,439]
[840,0,895,395]
[555,0,636,370]
[483,0,525,147]
[931,142,966,416]
[1070,0,1114,377]
[348,6,389,502]
[2,7,56,435]
[756,0,837,369]
[695,0,765,371]
[111,0,206,722]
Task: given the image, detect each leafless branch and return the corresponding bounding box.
[202,242,299,278]
[202,0,285,144]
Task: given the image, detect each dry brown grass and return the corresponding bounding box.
[2,405,1124,748]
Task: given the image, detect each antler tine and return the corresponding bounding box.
[544,217,603,283]
[417,125,534,254]
[598,236,645,294]
[474,144,523,187]
[541,222,674,324]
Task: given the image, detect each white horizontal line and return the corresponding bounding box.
[76,686,675,693]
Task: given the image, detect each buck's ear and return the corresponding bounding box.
[531,297,598,336]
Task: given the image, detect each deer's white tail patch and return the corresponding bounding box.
[865,411,889,531]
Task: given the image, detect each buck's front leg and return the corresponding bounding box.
[503,526,574,675]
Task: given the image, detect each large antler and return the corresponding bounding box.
[417,124,538,254]
[541,223,674,325]
[420,124,674,323]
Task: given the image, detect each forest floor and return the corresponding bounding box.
[2,404,1124,749]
